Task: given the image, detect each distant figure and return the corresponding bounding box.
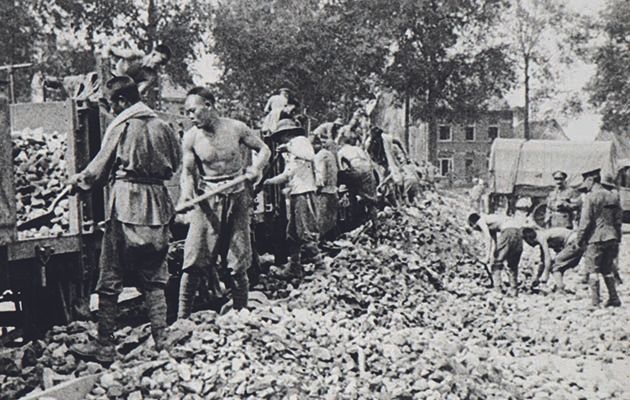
[261,88,290,133]
[312,118,344,141]
[108,43,172,96]
[312,135,339,240]
[469,178,487,213]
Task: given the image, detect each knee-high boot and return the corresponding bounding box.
[70,294,117,364]
[603,275,621,307]
[145,288,168,350]
[178,271,200,319]
[589,274,600,307]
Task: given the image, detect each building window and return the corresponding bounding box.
[438,158,453,177]
[465,158,474,181]
[438,125,452,141]
[488,126,499,140]
[465,126,475,141]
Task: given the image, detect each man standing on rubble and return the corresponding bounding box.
[312,135,339,240]
[68,76,182,362]
[576,169,622,307]
[545,171,581,229]
[265,131,321,278]
[177,87,270,318]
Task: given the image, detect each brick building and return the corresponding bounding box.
[433,109,514,184]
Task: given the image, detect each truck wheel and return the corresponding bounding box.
[531,203,547,228]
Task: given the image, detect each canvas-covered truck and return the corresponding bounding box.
[488,138,630,225]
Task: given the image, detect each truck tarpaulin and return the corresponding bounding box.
[489,138,616,194]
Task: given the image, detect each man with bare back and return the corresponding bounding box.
[467,210,532,296]
[177,87,270,317]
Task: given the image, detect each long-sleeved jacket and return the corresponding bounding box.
[575,185,622,246]
[77,102,181,225]
[314,149,338,194]
[545,186,580,228]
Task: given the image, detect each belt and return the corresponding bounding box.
[116,176,164,185]
[201,174,238,183]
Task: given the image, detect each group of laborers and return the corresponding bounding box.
[63,78,440,363]
[467,169,623,308]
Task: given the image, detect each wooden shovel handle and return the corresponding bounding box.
[175,175,248,213]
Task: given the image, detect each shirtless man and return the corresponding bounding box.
[177,87,270,317]
[467,212,529,296]
[522,227,583,293]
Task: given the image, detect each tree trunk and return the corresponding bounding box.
[524,56,530,140]
[147,0,158,49]
[404,91,410,152]
[426,90,438,165]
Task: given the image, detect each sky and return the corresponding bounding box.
[193,0,608,141]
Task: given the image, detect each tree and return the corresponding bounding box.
[501,0,578,139]
[354,0,515,160]
[589,0,630,133]
[211,0,387,124]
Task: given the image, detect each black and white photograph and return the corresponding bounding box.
[0,0,628,399]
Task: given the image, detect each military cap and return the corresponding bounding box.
[552,170,567,179]
[105,75,137,96]
[581,168,601,179]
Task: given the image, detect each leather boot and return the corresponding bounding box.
[274,252,304,280]
[603,275,622,307]
[552,271,565,293]
[178,271,200,319]
[231,272,249,310]
[145,288,168,350]
[70,294,117,364]
[589,275,600,307]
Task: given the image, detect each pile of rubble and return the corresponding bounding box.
[12,128,70,239]
[3,191,628,399]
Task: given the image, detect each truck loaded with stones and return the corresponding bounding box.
[0,97,355,345]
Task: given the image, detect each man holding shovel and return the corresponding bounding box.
[68,76,182,363]
[177,87,270,318]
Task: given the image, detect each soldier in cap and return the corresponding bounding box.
[68,76,182,362]
[545,170,581,229]
[264,126,320,278]
[177,87,271,318]
[107,44,172,96]
[576,168,622,307]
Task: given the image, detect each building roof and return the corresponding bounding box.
[514,119,569,141]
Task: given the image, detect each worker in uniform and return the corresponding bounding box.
[467,206,532,296]
[545,170,580,228]
[522,227,584,292]
[177,87,270,318]
[576,169,622,307]
[312,135,339,241]
[265,133,320,278]
[68,76,182,362]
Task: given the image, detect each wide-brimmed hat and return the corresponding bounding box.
[286,136,315,161]
[601,173,616,188]
[273,118,305,140]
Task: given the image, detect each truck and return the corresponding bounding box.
[487,138,630,225]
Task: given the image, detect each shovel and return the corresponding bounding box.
[17,186,72,231]
[175,175,248,213]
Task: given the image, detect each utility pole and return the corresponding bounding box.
[0,63,33,103]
